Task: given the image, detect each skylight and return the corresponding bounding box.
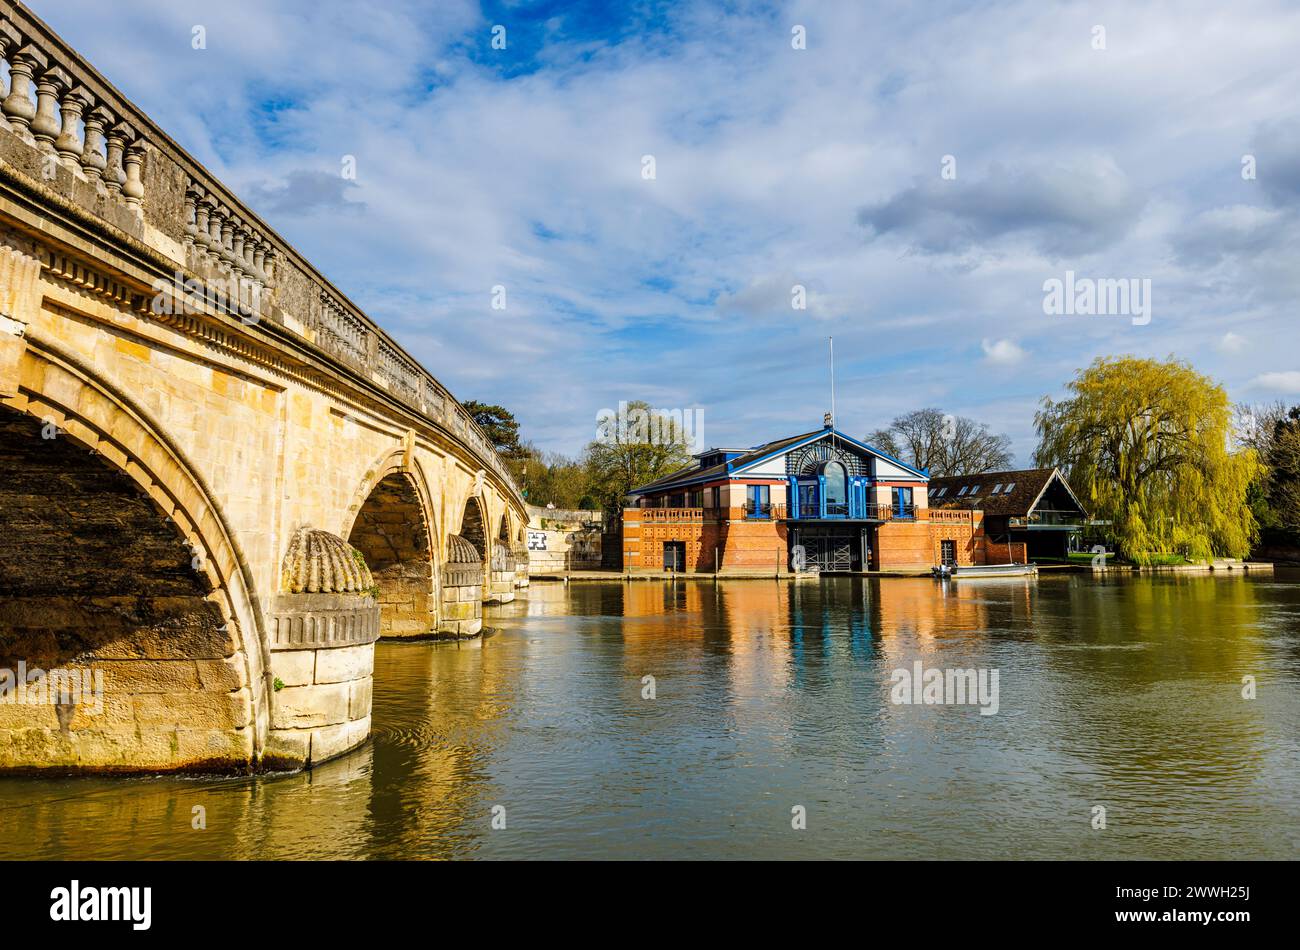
[1004,482,1015,493]
[992,483,1003,494]
[957,486,967,496]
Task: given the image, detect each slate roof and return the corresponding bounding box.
[927,467,1085,518]
[632,428,825,495]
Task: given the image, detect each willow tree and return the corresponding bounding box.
[1034,357,1261,563]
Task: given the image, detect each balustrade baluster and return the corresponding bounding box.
[183,186,200,249]
[229,220,246,277]
[55,85,91,169]
[0,20,22,130]
[122,141,146,210]
[104,121,132,195]
[30,63,70,151]
[195,195,215,259]
[2,44,46,140]
[220,214,237,269]
[80,105,110,182]
[207,203,225,266]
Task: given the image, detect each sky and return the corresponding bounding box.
[33,0,1300,465]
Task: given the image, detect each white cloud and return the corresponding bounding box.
[1217,331,1248,354]
[1251,371,1300,393]
[33,0,1300,454]
[981,338,1027,365]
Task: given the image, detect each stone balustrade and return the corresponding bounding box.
[0,0,521,505]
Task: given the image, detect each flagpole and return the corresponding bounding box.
[829,336,837,449]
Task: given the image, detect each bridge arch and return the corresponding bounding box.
[0,341,267,772]
[458,493,490,566]
[342,452,439,639]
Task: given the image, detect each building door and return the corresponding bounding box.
[798,482,818,518]
[805,535,853,571]
[940,539,956,567]
[663,541,686,571]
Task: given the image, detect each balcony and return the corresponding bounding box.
[792,503,915,521]
[1009,509,1083,529]
[743,502,787,520]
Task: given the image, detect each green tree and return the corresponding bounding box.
[1233,401,1289,539]
[867,408,1013,476]
[1263,407,1300,541]
[583,400,694,517]
[461,400,524,457]
[461,400,532,482]
[517,443,594,509]
[1034,356,1262,563]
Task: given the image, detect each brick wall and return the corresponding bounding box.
[984,541,1028,564]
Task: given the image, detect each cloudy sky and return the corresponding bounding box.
[37,0,1300,463]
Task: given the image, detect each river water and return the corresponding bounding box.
[5,573,1299,860]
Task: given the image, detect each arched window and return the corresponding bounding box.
[821,460,847,515]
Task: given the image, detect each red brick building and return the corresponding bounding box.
[622,420,992,573]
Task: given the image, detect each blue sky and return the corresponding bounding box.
[37,0,1300,463]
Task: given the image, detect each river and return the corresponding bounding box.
[5,573,1299,860]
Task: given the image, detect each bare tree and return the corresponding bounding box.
[868,408,1013,477]
[1234,401,1288,455]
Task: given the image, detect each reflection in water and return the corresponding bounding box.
[4,574,1299,859]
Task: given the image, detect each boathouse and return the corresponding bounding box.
[622,417,987,573]
[928,468,1089,560]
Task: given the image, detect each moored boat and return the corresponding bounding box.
[933,562,1038,579]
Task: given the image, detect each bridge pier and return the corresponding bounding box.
[265,528,378,768]
[439,535,483,638]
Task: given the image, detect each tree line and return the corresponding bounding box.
[465,357,1300,564]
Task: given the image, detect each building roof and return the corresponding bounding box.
[631,426,927,495]
[632,429,824,494]
[927,467,1086,518]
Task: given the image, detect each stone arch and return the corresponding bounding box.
[458,493,489,565]
[487,505,517,605]
[344,464,437,639]
[0,341,266,773]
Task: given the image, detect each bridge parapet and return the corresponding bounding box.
[0,0,521,505]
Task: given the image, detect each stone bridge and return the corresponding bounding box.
[0,1,528,773]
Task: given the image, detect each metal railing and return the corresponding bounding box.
[1009,510,1082,528]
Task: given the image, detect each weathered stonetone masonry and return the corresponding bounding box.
[0,1,528,773]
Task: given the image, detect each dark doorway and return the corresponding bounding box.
[663,541,686,571]
[940,539,957,567]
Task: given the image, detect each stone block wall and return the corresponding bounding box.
[487,546,516,604]
[439,542,483,637]
[265,591,378,768]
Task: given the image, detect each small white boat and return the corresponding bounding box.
[933,562,1038,579]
